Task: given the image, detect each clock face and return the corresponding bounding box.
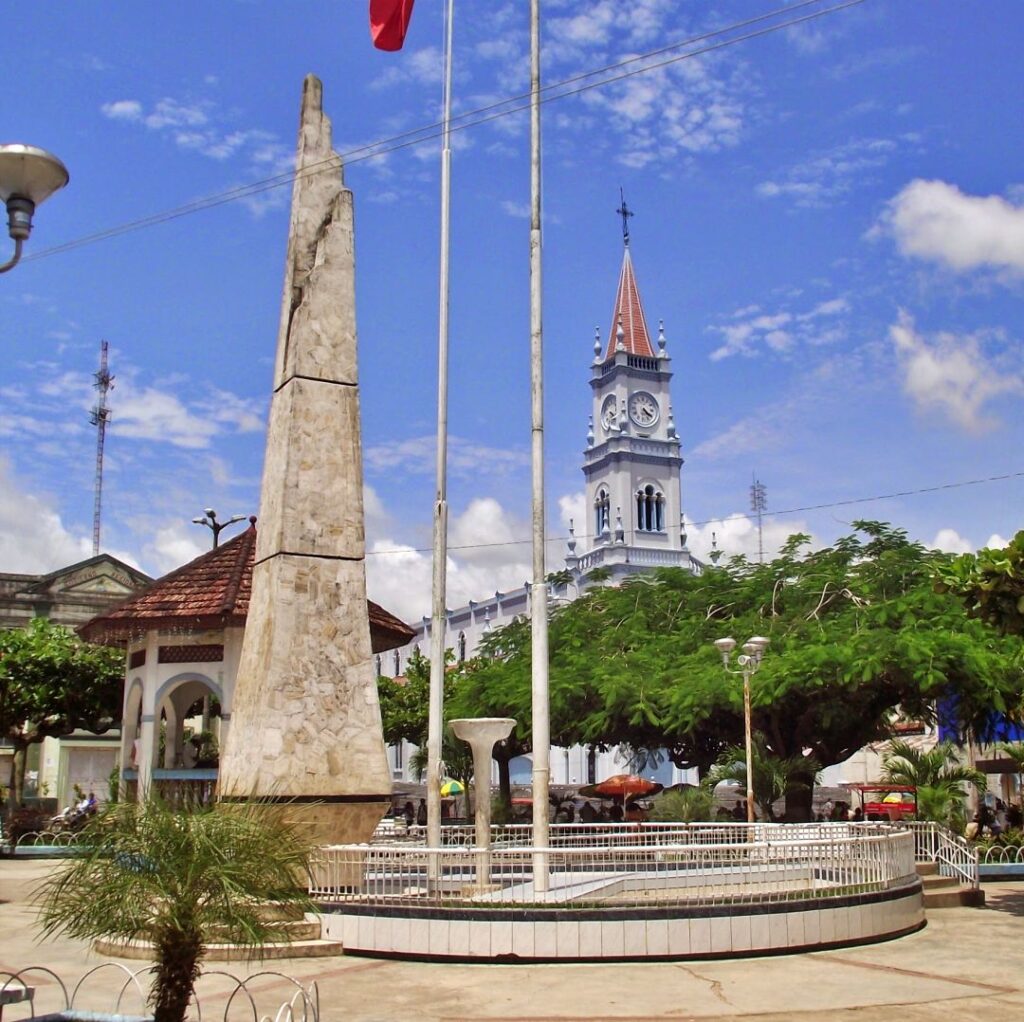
[600,395,618,431]
[628,391,659,428]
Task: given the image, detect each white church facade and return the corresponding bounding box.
[386,225,704,788]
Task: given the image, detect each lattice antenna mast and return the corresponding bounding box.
[90,340,114,556]
[750,475,767,565]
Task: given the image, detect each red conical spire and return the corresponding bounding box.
[604,246,654,361]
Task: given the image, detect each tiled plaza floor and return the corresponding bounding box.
[2,858,1022,1021]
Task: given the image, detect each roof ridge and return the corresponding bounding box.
[219,520,257,614]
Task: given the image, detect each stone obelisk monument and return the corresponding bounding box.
[218,75,391,845]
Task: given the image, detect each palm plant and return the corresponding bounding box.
[649,786,714,823]
[707,740,818,821]
[882,739,984,827]
[997,741,1024,778]
[35,796,315,1022]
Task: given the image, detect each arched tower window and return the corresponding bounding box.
[375,655,382,676]
[594,489,611,537]
[393,649,401,674]
[457,632,467,663]
[636,485,666,533]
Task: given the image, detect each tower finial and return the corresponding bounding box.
[616,186,634,248]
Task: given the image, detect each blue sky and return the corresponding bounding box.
[3,0,1023,623]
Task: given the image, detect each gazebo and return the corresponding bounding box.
[80,519,413,801]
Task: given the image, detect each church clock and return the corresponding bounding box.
[600,395,618,432]
[628,391,659,428]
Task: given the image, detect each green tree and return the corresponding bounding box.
[0,618,124,809]
[448,616,534,810]
[881,739,984,828]
[935,530,1024,636]
[377,648,432,747]
[450,522,1024,820]
[35,796,314,1022]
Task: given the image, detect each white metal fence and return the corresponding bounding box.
[0,964,319,1022]
[899,820,979,888]
[977,844,1024,865]
[313,826,916,909]
[373,820,884,848]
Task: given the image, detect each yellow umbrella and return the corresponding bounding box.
[440,779,464,796]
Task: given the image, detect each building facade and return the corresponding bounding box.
[0,554,153,808]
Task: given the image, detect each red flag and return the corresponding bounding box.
[370,0,416,51]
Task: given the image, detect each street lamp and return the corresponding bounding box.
[0,144,70,274]
[192,508,248,549]
[713,634,770,823]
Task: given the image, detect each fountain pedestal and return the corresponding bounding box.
[450,718,516,890]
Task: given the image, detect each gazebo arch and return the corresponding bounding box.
[154,672,223,771]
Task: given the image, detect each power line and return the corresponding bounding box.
[364,469,1024,557]
[24,0,865,264]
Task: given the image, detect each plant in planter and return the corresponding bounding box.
[34,795,315,1022]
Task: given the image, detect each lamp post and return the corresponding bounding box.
[713,635,770,823]
[192,508,248,549]
[0,144,69,274]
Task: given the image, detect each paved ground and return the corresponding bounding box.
[2,858,1022,1021]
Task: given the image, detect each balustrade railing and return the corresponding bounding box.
[900,820,979,888]
[319,825,916,910]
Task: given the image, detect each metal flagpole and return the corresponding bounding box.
[427,0,456,859]
[529,0,551,893]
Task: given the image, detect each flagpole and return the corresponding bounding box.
[529,0,551,893]
[427,0,455,859]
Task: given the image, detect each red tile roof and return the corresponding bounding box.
[604,247,655,361]
[79,521,414,653]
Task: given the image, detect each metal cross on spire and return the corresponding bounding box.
[616,187,634,247]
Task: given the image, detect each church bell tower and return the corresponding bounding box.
[567,196,696,583]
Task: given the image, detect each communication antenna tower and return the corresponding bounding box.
[750,474,767,564]
[90,340,114,556]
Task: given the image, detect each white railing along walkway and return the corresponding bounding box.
[900,820,979,888]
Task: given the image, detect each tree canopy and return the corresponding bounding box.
[0,617,124,807]
[450,521,1024,819]
[935,529,1024,636]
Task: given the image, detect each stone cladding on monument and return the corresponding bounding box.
[217,75,390,845]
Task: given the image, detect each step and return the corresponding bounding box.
[916,861,939,877]
[206,919,321,941]
[923,886,986,909]
[921,874,958,890]
[94,930,340,962]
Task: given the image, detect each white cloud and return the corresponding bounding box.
[889,311,1023,433]
[684,512,817,565]
[558,492,587,533]
[875,179,1024,276]
[757,137,899,209]
[101,99,142,121]
[930,528,974,555]
[100,93,292,216]
[0,459,94,573]
[365,435,529,478]
[709,296,849,361]
[365,496,533,624]
[930,529,1010,556]
[144,98,209,130]
[370,46,446,91]
[144,523,208,576]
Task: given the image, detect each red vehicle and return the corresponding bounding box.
[847,783,917,821]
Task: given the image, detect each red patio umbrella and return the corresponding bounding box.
[578,774,663,803]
